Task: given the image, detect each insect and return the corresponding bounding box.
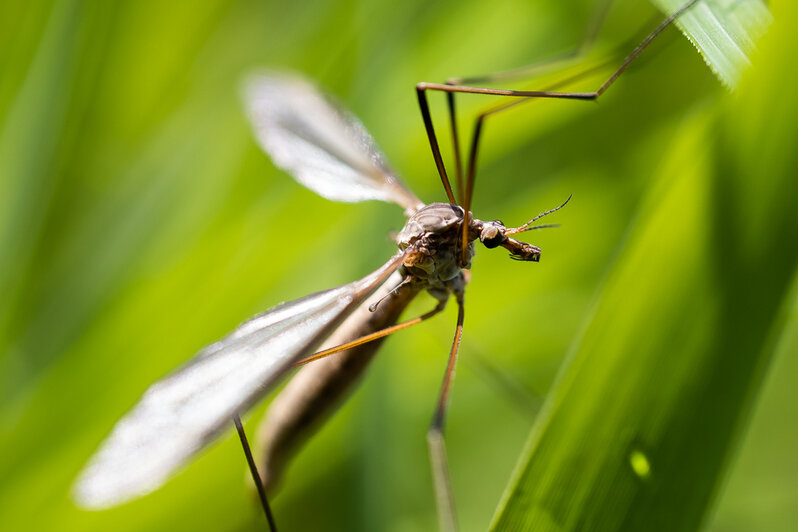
[73,1,701,529]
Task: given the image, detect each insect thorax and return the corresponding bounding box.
[396,203,476,294]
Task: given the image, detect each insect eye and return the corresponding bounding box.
[480,222,505,249]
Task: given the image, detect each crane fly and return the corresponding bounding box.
[73,1,701,529]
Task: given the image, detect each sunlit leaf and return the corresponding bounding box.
[652,0,772,88]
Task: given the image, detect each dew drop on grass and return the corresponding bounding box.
[629,449,652,480]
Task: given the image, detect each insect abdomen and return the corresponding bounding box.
[256,272,420,491]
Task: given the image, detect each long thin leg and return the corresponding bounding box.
[416,82,594,210]
[428,295,465,532]
[234,415,278,531]
[444,0,619,206]
[292,301,446,367]
[417,89,458,204]
[446,92,465,203]
[416,0,700,265]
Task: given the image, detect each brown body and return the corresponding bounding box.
[258,203,476,490]
[257,271,420,490]
[256,201,549,490]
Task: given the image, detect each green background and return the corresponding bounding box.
[0,0,794,531]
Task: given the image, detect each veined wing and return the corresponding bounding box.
[243,73,423,213]
[74,252,404,509]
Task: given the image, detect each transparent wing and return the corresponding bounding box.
[74,253,404,509]
[243,72,423,212]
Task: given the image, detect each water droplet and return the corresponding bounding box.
[629,449,652,480]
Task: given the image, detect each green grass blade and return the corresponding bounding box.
[651,0,772,88]
[491,2,797,530]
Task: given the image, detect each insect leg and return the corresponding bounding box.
[234,415,278,531]
[428,294,465,532]
[416,0,701,264]
[258,271,421,493]
[444,0,615,203]
[416,89,458,205]
[419,0,615,208]
[292,299,446,367]
[445,92,465,204]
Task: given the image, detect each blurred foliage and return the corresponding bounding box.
[0,1,793,531]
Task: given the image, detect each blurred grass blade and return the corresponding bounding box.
[492,118,728,531]
[651,0,772,88]
[491,2,797,529]
[491,124,794,531]
[0,0,79,384]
